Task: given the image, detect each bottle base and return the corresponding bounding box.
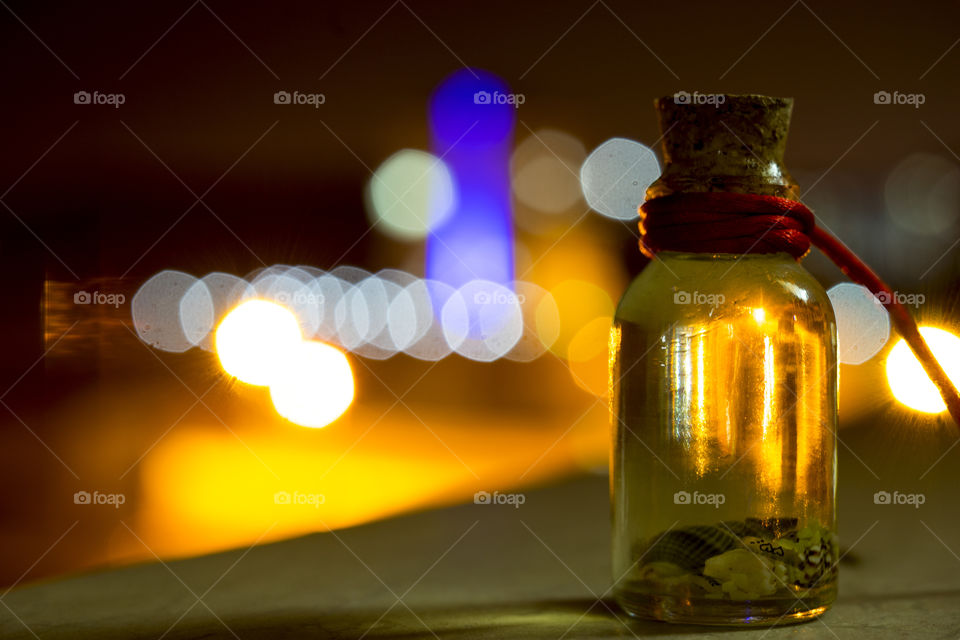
[614,590,833,627]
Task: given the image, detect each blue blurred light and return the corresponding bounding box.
[427,68,515,291]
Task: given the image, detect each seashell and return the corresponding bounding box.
[704,548,779,599]
[792,526,839,588]
[638,518,837,596]
[642,524,742,573]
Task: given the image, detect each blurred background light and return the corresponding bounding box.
[334,282,369,351]
[511,129,586,216]
[331,266,372,351]
[580,137,660,221]
[395,279,456,361]
[427,68,515,291]
[886,326,960,413]
[269,340,355,428]
[366,149,456,241]
[884,153,960,235]
[567,316,613,397]
[354,276,403,360]
[546,279,615,357]
[257,268,323,339]
[215,299,303,386]
[353,276,390,346]
[182,272,255,351]
[132,270,201,353]
[533,290,562,354]
[178,278,214,349]
[312,273,346,344]
[827,282,891,365]
[134,263,626,368]
[441,280,524,362]
[505,281,559,362]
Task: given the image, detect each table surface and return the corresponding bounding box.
[4,423,960,639]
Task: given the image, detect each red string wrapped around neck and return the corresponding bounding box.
[640,192,960,431]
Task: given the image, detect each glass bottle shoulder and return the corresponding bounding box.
[615,252,836,331]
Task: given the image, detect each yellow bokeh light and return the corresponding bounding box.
[886,326,960,413]
[215,299,302,386]
[546,280,614,357]
[366,149,455,241]
[269,340,355,428]
[567,316,613,397]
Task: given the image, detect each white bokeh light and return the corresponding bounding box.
[441,280,523,362]
[827,283,891,365]
[353,276,402,360]
[269,340,355,428]
[311,273,345,343]
[178,279,214,349]
[249,270,322,339]
[215,299,303,386]
[184,272,256,351]
[581,138,660,220]
[135,264,565,364]
[334,283,369,351]
[402,279,455,361]
[505,281,559,362]
[132,270,200,353]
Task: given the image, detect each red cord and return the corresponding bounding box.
[640,192,960,430]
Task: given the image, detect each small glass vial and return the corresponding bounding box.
[610,95,838,625]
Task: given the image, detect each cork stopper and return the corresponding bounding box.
[647,94,800,201]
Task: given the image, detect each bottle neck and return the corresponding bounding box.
[647,94,800,201]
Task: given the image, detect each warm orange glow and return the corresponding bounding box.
[520,230,625,358]
[795,324,823,497]
[693,330,709,477]
[607,324,622,406]
[887,326,960,413]
[547,280,614,357]
[136,403,608,557]
[215,299,302,386]
[567,316,612,396]
[760,333,782,492]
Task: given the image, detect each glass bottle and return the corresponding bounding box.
[610,95,838,625]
